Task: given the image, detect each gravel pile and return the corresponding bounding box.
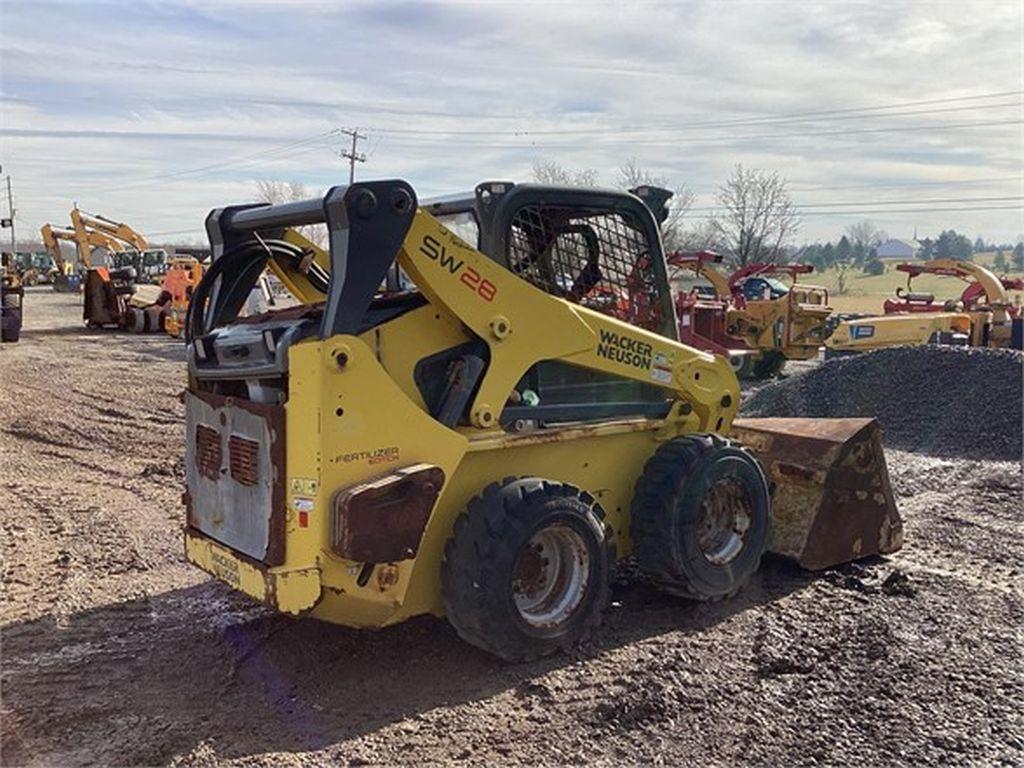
[742,346,1023,460]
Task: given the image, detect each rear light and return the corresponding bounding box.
[229,435,260,486]
[194,424,222,481]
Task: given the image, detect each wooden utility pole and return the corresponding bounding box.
[340,128,367,184]
[0,166,14,251]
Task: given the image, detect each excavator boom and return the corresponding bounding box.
[70,207,149,252]
[39,224,79,292]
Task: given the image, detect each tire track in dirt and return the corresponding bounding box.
[2,288,1021,767]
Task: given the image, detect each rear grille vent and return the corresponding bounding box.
[229,435,260,486]
[194,424,222,481]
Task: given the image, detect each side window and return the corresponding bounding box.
[506,205,664,333]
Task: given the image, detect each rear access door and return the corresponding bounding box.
[184,391,286,564]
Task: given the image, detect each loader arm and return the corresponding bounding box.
[195,183,737,435]
[397,211,738,433]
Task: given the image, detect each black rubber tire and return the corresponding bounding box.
[630,435,770,600]
[752,351,786,379]
[733,354,757,380]
[1,307,21,343]
[442,477,613,662]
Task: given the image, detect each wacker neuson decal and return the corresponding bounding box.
[597,329,652,369]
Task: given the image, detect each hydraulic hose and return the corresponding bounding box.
[185,238,328,342]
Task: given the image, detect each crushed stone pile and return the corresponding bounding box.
[742,346,1023,461]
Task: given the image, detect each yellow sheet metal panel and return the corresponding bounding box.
[184,530,321,614]
[285,335,468,622]
[825,312,972,352]
[395,423,666,623]
[357,302,470,409]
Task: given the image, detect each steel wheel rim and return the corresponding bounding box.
[697,477,752,565]
[512,524,591,629]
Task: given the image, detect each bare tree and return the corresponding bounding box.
[845,220,883,264]
[845,220,883,251]
[616,157,695,252]
[254,179,326,247]
[711,165,800,267]
[531,160,599,187]
[675,219,722,252]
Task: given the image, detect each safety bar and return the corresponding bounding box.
[223,198,330,233]
[199,179,418,341]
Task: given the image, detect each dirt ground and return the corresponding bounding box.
[2,288,1022,766]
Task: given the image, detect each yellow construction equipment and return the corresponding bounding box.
[70,207,168,283]
[41,217,136,292]
[664,253,832,379]
[10,251,57,286]
[70,207,148,252]
[722,263,832,378]
[826,258,1023,353]
[39,224,81,292]
[181,181,901,661]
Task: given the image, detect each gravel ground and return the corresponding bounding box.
[743,346,1024,460]
[1,289,1022,766]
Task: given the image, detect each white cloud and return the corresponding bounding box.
[1,0,1021,245]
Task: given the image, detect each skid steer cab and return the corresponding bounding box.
[183,180,901,661]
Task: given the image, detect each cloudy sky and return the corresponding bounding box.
[1,0,1022,246]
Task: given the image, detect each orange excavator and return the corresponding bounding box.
[122,256,204,336]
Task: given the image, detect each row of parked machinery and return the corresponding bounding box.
[38,207,169,292]
[664,245,1022,375]
[0,207,206,340]
[8,204,283,343]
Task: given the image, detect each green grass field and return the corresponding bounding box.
[806,251,1024,314]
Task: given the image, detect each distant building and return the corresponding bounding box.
[876,238,921,260]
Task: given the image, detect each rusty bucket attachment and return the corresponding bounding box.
[731,417,903,570]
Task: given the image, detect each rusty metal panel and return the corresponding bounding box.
[194,424,222,482]
[229,434,260,487]
[332,464,445,563]
[732,417,903,570]
[184,391,286,565]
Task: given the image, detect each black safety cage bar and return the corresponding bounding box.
[200,180,418,341]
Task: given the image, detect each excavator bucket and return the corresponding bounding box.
[731,417,902,570]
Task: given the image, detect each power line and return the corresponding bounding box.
[70,129,342,195]
[687,195,1024,212]
[782,176,1023,193]
[367,96,1024,137]
[683,204,1023,219]
[377,118,1024,149]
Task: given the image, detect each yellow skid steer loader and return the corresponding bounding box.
[182,180,901,661]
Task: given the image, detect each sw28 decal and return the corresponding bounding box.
[419,234,497,302]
